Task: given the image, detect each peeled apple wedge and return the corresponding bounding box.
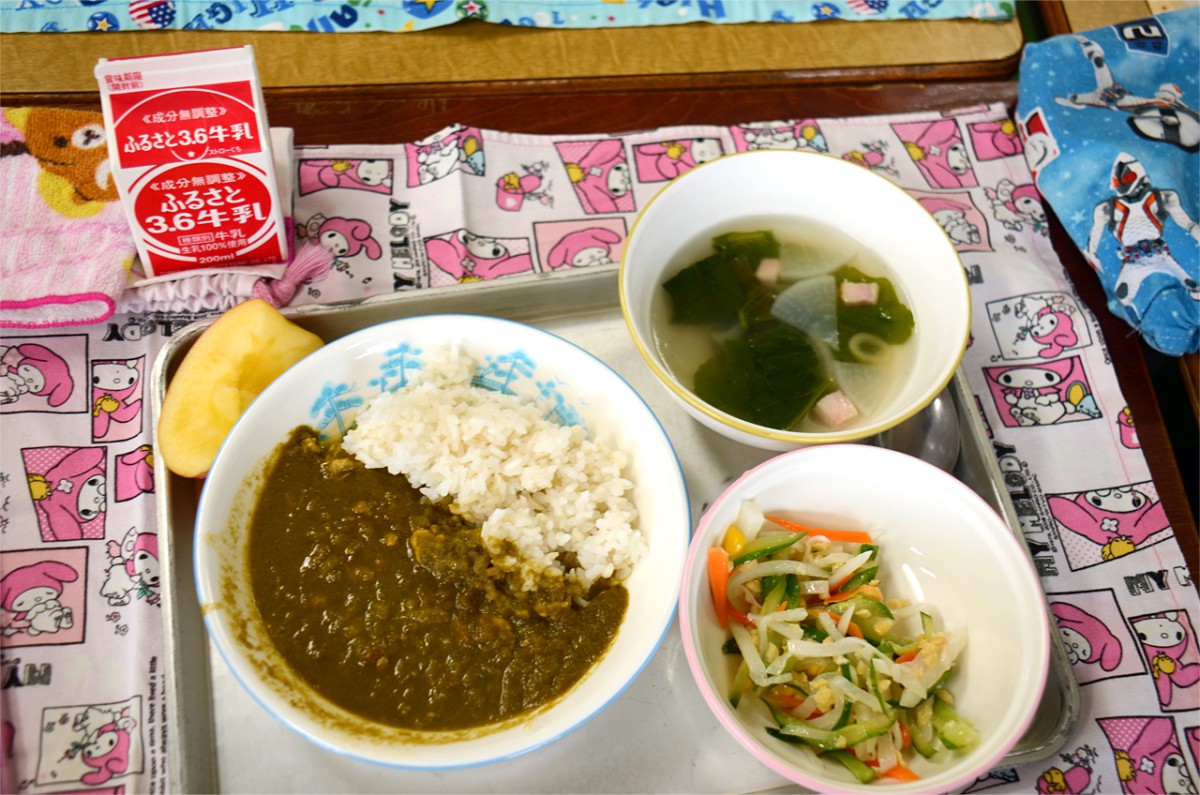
[158,299,324,478]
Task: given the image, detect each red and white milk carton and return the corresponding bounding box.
[95,46,288,277]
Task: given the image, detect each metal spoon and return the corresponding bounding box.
[874,387,961,471]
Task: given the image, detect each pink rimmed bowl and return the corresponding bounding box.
[679,444,1050,794]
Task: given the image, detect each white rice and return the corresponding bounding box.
[341,347,645,592]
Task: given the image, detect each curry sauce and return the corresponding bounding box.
[248,426,627,732]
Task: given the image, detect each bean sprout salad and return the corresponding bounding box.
[706,500,977,784]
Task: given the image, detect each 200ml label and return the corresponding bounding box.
[106,80,263,170]
[129,158,284,274]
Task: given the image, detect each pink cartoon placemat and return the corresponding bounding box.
[2,101,1197,793]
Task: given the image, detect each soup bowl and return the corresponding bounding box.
[679,444,1051,794]
[193,314,690,768]
[619,149,971,451]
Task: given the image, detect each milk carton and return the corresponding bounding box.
[95,46,288,277]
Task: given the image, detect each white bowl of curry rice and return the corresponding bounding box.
[194,314,690,767]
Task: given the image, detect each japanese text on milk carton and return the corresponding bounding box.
[95,47,287,277]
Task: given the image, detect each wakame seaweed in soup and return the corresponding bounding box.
[653,220,915,432]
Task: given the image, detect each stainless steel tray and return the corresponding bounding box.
[152,266,1079,793]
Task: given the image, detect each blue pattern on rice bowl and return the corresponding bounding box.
[342,347,645,592]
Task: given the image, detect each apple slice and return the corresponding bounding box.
[157,299,324,478]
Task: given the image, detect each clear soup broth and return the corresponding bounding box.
[650,215,917,433]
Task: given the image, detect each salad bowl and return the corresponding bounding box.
[679,444,1051,794]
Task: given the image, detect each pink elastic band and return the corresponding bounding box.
[0,294,117,329]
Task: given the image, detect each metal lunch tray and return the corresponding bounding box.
[152,266,1080,793]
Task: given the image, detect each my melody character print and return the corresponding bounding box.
[1018,7,1200,355]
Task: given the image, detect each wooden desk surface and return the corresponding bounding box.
[1040,0,1191,36]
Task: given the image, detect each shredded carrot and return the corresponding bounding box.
[881,764,921,782]
[707,547,731,629]
[828,570,855,596]
[825,584,885,604]
[728,605,755,628]
[825,585,865,604]
[765,515,873,545]
[817,611,863,639]
[894,649,920,665]
[898,719,911,748]
[765,686,806,710]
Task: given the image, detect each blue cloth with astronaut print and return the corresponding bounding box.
[1017,6,1200,356]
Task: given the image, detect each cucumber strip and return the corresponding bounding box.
[831,715,896,747]
[932,697,979,751]
[828,596,894,643]
[785,573,802,609]
[900,708,937,759]
[854,597,895,643]
[731,532,804,566]
[775,708,895,751]
[840,565,878,592]
[760,577,788,616]
[868,659,894,718]
[765,726,806,745]
[822,750,877,784]
[832,697,853,731]
[774,721,838,750]
[929,666,955,696]
[803,624,829,642]
[730,661,752,708]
